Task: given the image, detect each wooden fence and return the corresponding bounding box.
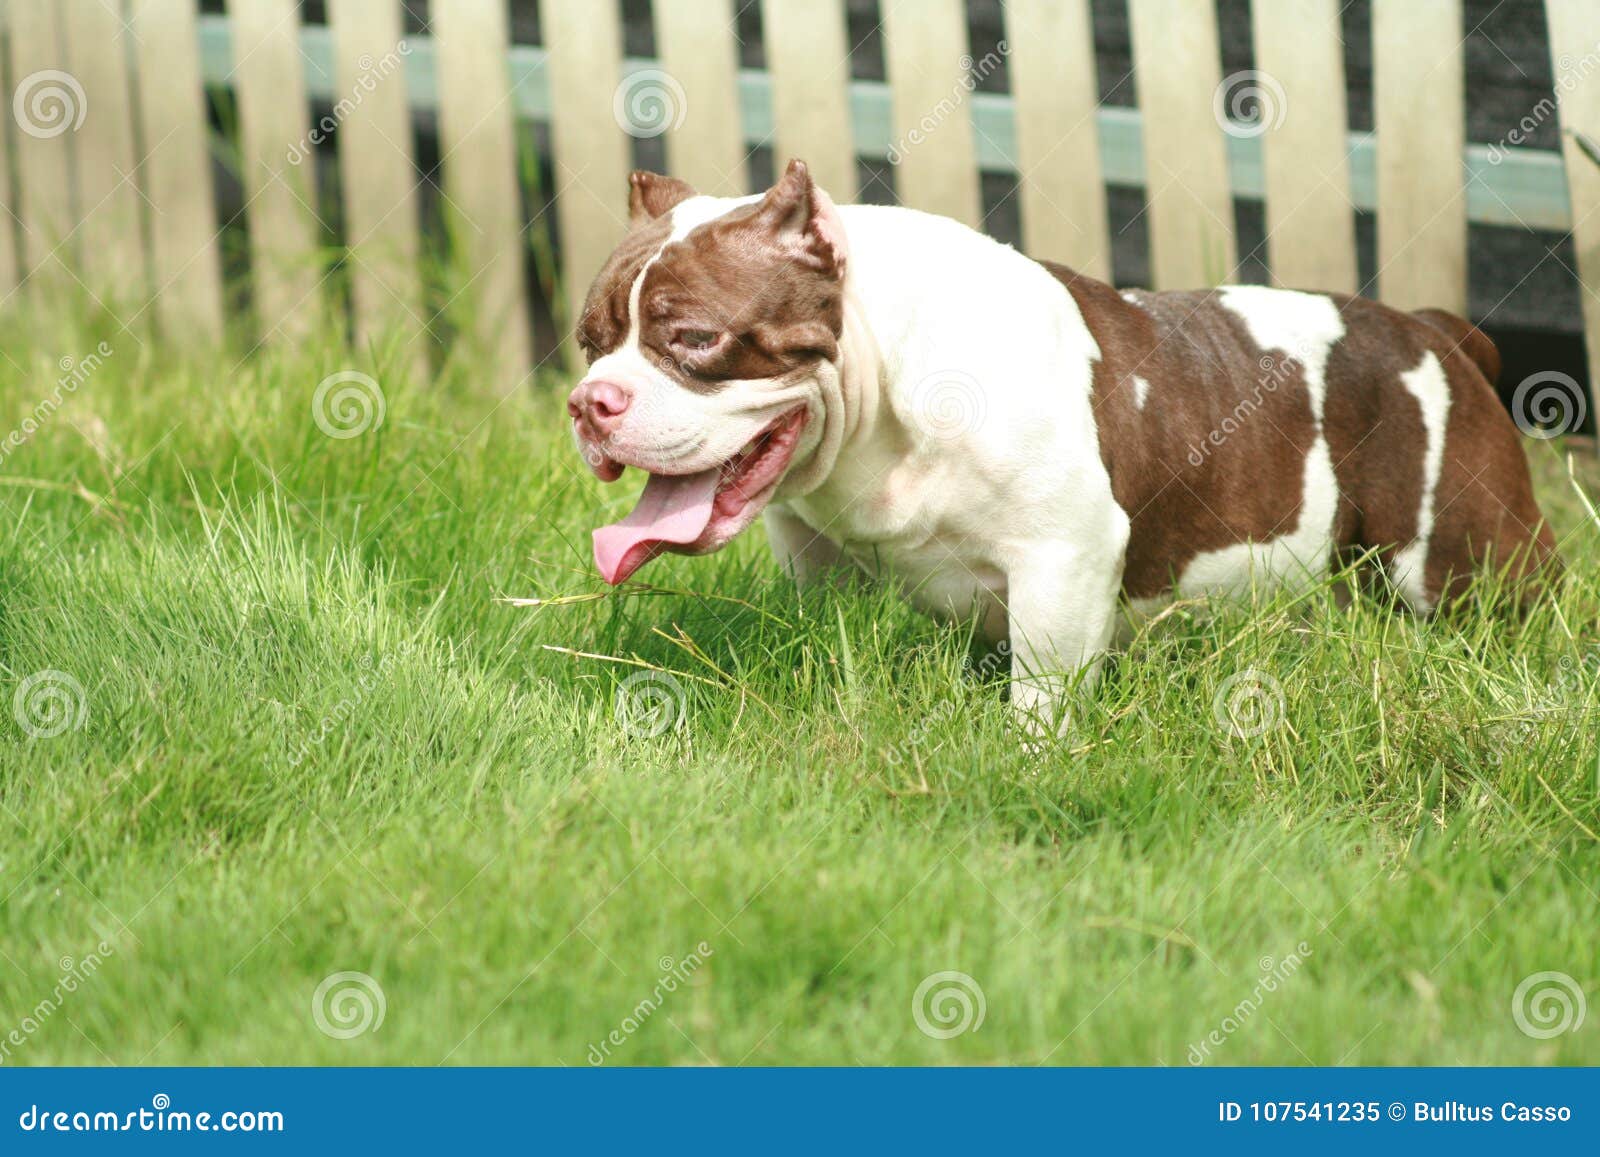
[2,0,1598,418]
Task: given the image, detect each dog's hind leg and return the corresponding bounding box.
[1404,335,1559,612]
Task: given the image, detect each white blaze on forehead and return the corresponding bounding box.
[1391,350,1452,612]
[1176,286,1348,597]
[667,193,761,241]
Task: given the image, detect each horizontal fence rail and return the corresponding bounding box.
[191,15,1574,232]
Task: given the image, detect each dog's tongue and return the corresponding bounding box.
[592,468,720,584]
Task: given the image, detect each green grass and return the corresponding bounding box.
[1,311,1597,1067]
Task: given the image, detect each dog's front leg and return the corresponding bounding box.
[764,504,852,585]
[1006,540,1124,738]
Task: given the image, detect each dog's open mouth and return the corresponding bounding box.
[591,406,808,585]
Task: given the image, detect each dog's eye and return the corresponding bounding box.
[675,329,721,351]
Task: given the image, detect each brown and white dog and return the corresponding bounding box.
[567,159,1558,730]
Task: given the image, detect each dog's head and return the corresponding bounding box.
[568,159,849,584]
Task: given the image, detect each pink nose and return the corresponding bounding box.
[566,379,631,437]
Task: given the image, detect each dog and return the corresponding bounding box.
[567,159,1558,731]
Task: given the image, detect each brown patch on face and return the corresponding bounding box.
[575,212,674,362]
[575,161,846,389]
[636,160,845,389]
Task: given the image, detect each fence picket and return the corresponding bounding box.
[63,0,146,303]
[544,0,631,370]
[326,0,422,365]
[433,0,532,380]
[1543,0,1600,421]
[880,0,981,228]
[1006,0,1109,279]
[760,0,856,202]
[1251,0,1358,293]
[129,0,223,339]
[0,32,16,296]
[1128,0,1237,289]
[654,0,745,196]
[226,0,321,342]
[7,3,76,289]
[1373,0,1466,313]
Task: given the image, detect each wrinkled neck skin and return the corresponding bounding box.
[775,279,889,502]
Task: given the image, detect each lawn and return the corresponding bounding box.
[0,309,1597,1066]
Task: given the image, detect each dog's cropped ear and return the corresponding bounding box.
[628,171,696,224]
[753,159,847,277]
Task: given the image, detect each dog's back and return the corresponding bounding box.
[1046,270,1557,612]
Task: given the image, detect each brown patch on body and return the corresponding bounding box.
[1045,265,1557,606]
[1056,270,1320,599]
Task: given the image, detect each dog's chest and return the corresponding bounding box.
[790,454,1012,634]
